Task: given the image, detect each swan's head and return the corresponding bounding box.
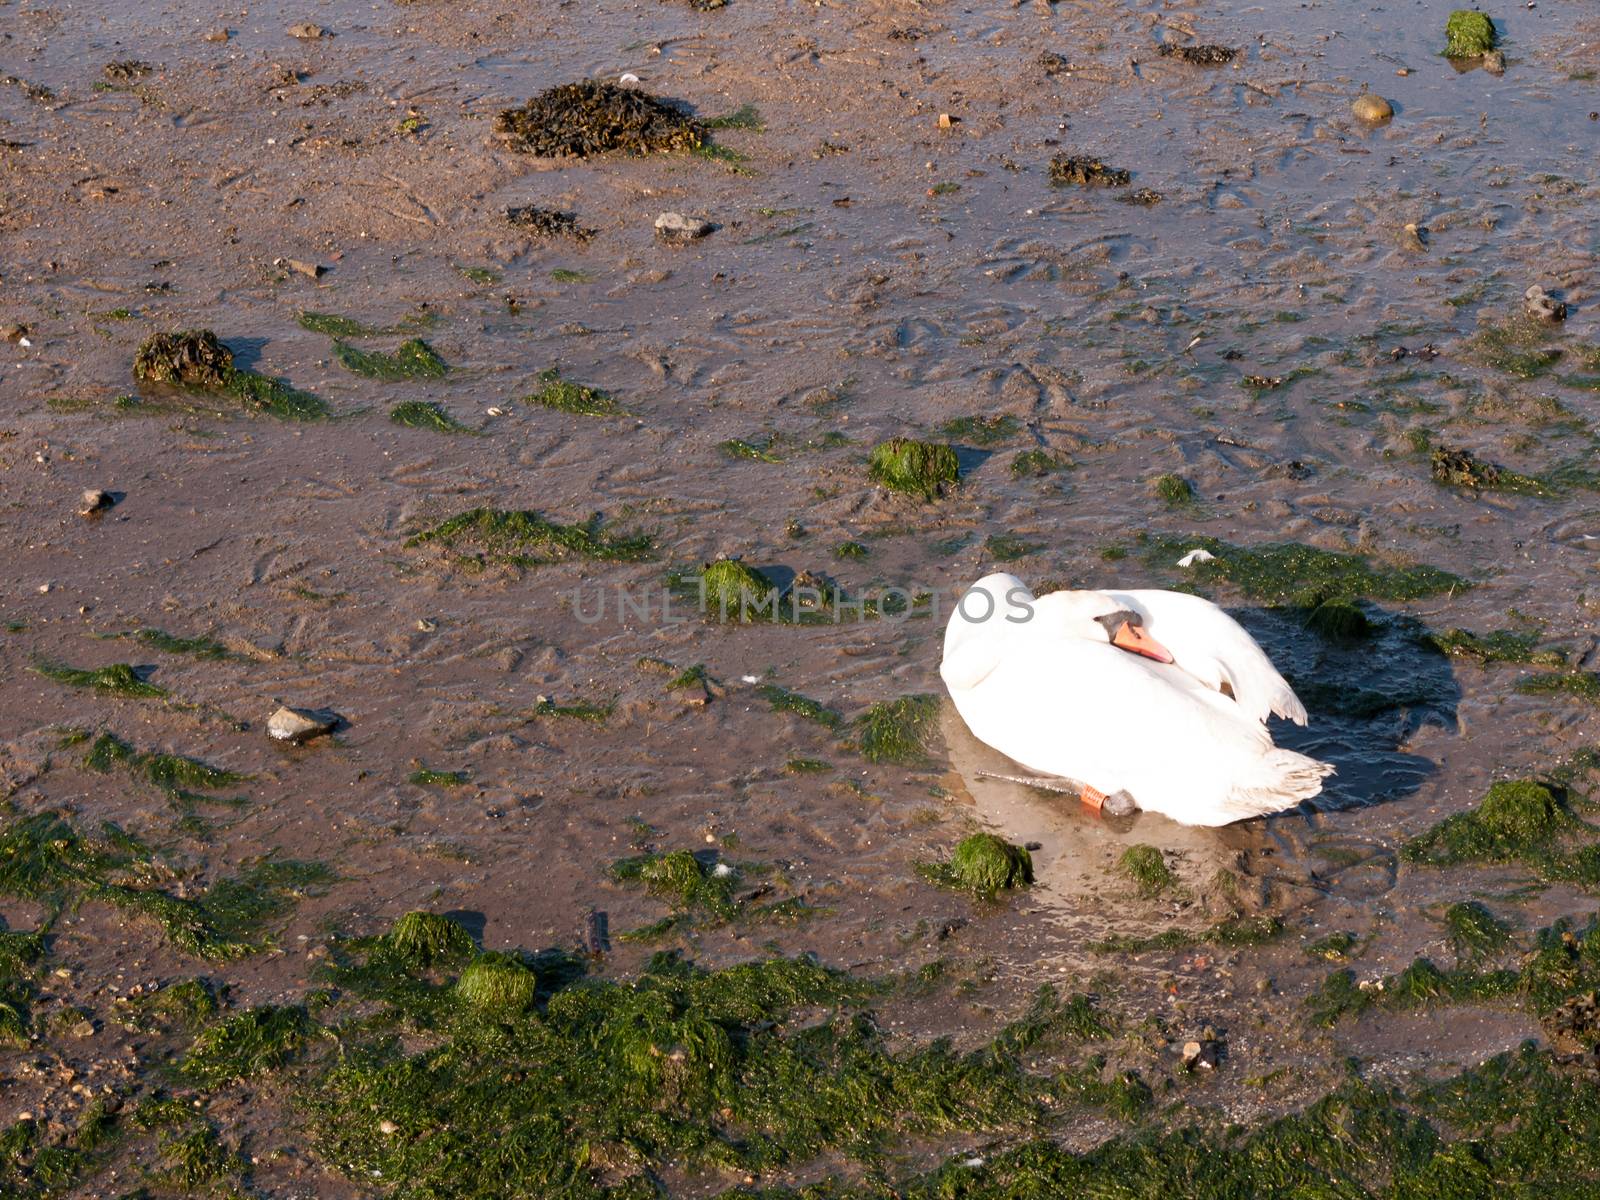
[1030,589,1176,664]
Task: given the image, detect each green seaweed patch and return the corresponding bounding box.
[406,507,655,565]
[1303,598,1373,642]
[856,694,939,766]
[1445,9,1496,57]
[387,911,478,970]
[704,102,763,131]
[334,338,447,381]
[1144,535,1468,608]
[984,533,1041,563]
[1305,930,1359,961]
[1465,316,1562,379]
[1444,901,1511,961]
[756,683,843,729]
[298,311,382,338]
[613,849,738,922]
[115,978,220,1033]
[457,952,538,1012]
[1118,845,1175,898]
[1012,448,1070,478]
[1090,915,1284,954]
[525,367,619,416]
[159,1122,238,1189]
[1151,473,1195,508]
[868,437,959,501]
[700,558,779,621]
[1517,672,1600,703]
[1430,446,1549,496]
[180,1004,314,1086]
[530,697,613,723]
[1425,627,1566,668]
[785,757,833,774]
[918,834,1034,899]
[719,437,782,462]
[133,330,327,420]
[1308,959,1518,1026]
[84,731,248,807]
[34,661,166,698]
[409,765,471,788]
[0,810,330,959]
[390,400,471,433]
[1400,779,1600,886]
[939,414,1022,446]
[121,628,233,661]
[1049,153,1131,187]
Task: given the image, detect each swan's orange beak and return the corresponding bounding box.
[1113,621,1175,664]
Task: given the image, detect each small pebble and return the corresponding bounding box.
[378,1119,399,1135]
[79,488,114,517]
[266,705,338,744]
[1351,93,1393,123]
[1483,50,1506,75]
[287,22,327,39]
[654,212,713,243]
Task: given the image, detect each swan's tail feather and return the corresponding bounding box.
[1217,748,1333,822]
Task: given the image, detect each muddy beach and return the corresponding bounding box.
[2,0,1600,1193]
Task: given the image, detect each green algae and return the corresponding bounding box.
[133,329,328,419]
[83,731,247,807]
[407,507,655,565]
[526,367,619,416]
[1308,959,1519,1027]
[0,810,329,959]
[159,1122,236,1189]
[121,627,232,660]
[1444,901,1511,961]
[983,533,1040,563]
[530,697,613,723]
[700,558,780,620]
[1151,473,1195,508]
[613,850,738,920]
[116,978,220,1032]
[390,400,471,433]
[387,911,478,970]
[938,414,1021,446]
[1429,446,1549,495]
[334,338,447,380]
[785,757,833,774]
[180,1004,314,1085]
[1466,316,1561,379]
[756,683,843,730]
[868,438,959,501]
[298,311,382,337]
[834,539,870,559]
[719,437,783,462]
[856,694,939,766]
[1011,449,1069,478]
[457,952,538,1012]
[1517,672,1600,703]
[1445,9,1496,57]
[34,661,165,698]
[1303,598,1373,642]
[919,834,1034,899]
[1049,154,1131,187]
[1118,845,1175,898]
[1401,779,1600,886]
[300,944,1137,1200]
[408,766,471,787]
[1306,931,1359,961]
[1090,915,1284,954]
[1426,627,1566,668]
[1145,535,1468,608]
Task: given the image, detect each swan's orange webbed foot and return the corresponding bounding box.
[1080,785,1138,818]
[1080,784,1107,813]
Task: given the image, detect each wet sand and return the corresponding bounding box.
[1,0,1598,1192]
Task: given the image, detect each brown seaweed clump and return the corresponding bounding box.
[504,206,596,242]
[1157,43,1239,65]
[1049,154,1130,187]
[133,330,234,387]
[494,81,704,158]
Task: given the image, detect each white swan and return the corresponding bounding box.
[939,573,1333,826]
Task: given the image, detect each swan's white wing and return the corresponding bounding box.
[941,573,1033,692]
[1106,589,1308,726]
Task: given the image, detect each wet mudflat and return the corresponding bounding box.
[1,0,1599,1194]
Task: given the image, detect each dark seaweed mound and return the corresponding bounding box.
[1049,154,1131,187]
[493,80,704,158]
[133,329,234,387]
[504,205,596,242]
[1157,43,1239,65]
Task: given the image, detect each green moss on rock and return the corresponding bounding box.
[1119,845,1175,898]
[387,911,477,969]
[1445,10,1496,57]
[1402,779,1575,867]
[700,558,779,620]
[856,694,939,765]
[868,437,959,501]
[919,834,1034,899]
[456,952,538,1012]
